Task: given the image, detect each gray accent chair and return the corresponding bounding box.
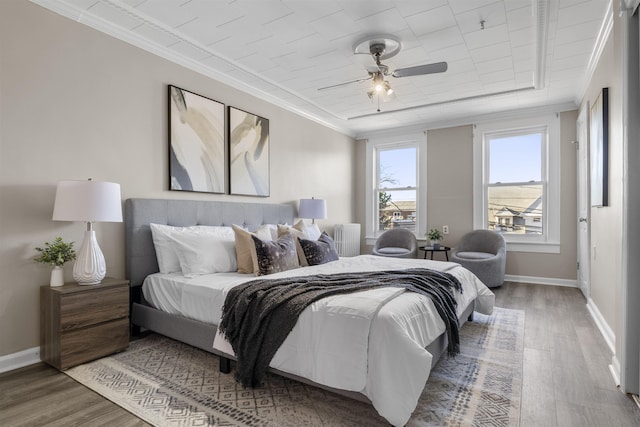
[372,228,418,259]
[451,230,506,288]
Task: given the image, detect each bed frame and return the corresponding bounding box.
[125,197,474,404]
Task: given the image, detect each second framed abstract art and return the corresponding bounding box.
[228,106,270,197]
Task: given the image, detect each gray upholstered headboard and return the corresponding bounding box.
[124,198,295,287]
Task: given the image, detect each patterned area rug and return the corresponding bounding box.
[65,307,524,426]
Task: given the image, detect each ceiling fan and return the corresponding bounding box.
[318,35,448,109]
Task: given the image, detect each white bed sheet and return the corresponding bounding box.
[142,255,494,426]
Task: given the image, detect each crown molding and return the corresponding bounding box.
[580,0,614,103]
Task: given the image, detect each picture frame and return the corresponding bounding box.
[228,106,270,197]
[168,85,225,194]
[590,87,609,207]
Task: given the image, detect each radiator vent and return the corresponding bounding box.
[334,223,361,257]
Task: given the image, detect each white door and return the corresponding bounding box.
[576,103,590,299]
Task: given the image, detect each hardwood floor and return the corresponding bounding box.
[495,282,640,427]
[1,282,639,426]
[0,361,148,426]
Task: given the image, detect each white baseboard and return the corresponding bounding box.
[610,355,621,387]
[504,274,578,287]
[586,297,616,355]
[0,347,41,374]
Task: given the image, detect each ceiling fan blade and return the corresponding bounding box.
[392,61,448,78]
[317,75,373,91]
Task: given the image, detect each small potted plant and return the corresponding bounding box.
[35,237,76,287]
[427,228,444,250]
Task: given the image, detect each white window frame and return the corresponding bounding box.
[365,133,427,244]
[473,114,560,253]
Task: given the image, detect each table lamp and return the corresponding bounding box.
[298,197,327,224]
[52,179,122,285]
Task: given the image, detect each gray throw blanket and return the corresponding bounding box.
[218,268,463,388]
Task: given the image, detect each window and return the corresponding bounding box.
[365,134,426,242]
[473,115,560,253]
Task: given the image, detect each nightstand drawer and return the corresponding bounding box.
[59,318,129,370]
[60,286,129,331]
[40,278,130,371]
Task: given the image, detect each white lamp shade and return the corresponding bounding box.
[298,198,327,220]
[53,180,123,223]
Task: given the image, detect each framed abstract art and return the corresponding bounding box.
[228,106,270,197]
[168,85,225,194]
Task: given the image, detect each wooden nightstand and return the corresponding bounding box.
[40,277,129,370]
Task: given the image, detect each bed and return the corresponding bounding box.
[125,198,495,426]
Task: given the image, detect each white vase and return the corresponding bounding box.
[50,266,64,287]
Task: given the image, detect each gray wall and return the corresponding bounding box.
[0,1,356,357]
[581,2,624,355]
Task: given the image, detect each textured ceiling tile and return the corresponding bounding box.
[392,0,448,17]
[339,1,395,21]
[509,27,533,48]
[476,56,514,75]
[179,20,238,47]
[558,1,608,27]
[354,7,411,35]
[555,20,600,44]
[504,0,531,11]
[420,26,465,52]
[448,0,501,15]
[455,2,506,34]
[429,43,471,62]
[308,11,367,42]
[470,41,511,63]
[553,38,595,57]
[463,24,509,50]
[405,5,457,36]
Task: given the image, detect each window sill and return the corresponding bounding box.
[368,236,558,254]
[505,241,560,254]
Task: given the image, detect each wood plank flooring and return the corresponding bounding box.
[496,282,640,427]
[1,282,639,426]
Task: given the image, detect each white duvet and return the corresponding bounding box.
[143,255,494,426]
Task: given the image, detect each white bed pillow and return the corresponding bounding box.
[150,223,237,276]
[301,222,321,240]
[170,226,237,277]
[149,223,182,273]
[247,223,278,240]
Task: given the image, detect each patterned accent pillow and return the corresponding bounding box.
[232,224,273,274]
[298,232,339,266]
[251,234,300,276]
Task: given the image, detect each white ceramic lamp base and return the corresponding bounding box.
[73,229,106,285]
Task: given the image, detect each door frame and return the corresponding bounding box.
[576,103,590,300]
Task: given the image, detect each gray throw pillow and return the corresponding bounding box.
[298,232,339,266]
[251,234,300,276]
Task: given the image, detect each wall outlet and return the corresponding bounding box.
[443,225,449,234]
